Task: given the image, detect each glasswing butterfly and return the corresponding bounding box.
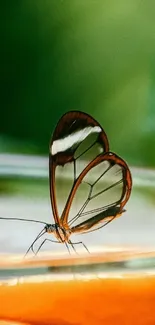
[0,111,132,256]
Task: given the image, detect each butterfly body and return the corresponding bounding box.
[46,223,71,243]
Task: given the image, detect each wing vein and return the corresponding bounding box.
[90,179,123,200]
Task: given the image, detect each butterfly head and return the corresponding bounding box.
[45,224,56,233]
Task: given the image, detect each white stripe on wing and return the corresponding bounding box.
[51,126,102,155]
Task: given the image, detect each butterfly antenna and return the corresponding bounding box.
[0,217,48,226]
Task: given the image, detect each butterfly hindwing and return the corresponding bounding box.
[60,152,132,233]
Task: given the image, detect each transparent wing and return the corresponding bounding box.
[49,111,109,223]
[61,152,132,233]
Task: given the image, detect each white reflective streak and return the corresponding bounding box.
[0,154,155,189]
[51,126,102,155]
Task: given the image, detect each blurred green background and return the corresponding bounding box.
[1,0,155,167]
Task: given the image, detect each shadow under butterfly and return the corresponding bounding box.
[0,111,132,256]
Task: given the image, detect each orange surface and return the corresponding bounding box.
[0,248,155,325]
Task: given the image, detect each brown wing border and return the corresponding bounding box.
[49,110,110,225]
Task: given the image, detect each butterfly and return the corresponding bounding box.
[0,111,132,256]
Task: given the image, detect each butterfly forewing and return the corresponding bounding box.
[49,111,109,224]
[54,164,74,217]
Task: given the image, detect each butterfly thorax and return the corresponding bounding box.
[45,223,71,243]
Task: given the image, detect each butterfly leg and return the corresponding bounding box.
[68,240,90,253]
[24,228,47,258]
[35,239,72,255]
[34,238,61,255]
[68,240,78,254]
[24,243,37,257]
[64,242,71,255]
